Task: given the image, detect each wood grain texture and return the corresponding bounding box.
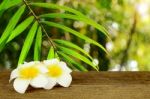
[0,70,150,99]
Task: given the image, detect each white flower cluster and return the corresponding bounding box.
[9,59,72,94]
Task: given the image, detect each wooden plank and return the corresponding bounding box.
[0,70,150,99]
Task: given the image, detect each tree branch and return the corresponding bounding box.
[119,12,137,71]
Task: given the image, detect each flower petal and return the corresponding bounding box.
[59,62,72,73]
[43,59,59,66]
[19,61,40,68]
[44,78,56,90]
[9,69,18,82]
[57,74,72,87]
[37,65,48,73]
[30,75,48,88]
[13,78,30,94]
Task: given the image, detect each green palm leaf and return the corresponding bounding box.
[47,46,55,59]
[18,21,38,65]
[40,13,108,37]
[42,21,108,54]
[30,2,84,16]
[31,3,108,37]
[34,27,42,61]
[7,16,34,43]
[0,5,26,52]
[0,0,22,17]
[58,51,88,71]
[54,39,93,60]
[57,45,98,71]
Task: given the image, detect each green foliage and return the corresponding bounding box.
[7,16,34,43]
[47,46,55,59]
[57,45,98,71]
[18,22,38,65]
[0,0,22,16]
[42,21,107,53]
[0,5,26,52]
[54,39,93,60]
[40,13,109,37]
[0,0,108,71]
[34,27,42,61]
[58,51,88,71]
[97,0,112,9]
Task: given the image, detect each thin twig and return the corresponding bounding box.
[119,12,137,71]
[22,0,57,50]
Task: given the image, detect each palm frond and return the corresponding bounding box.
[0,1,109,71]
[31,3,109,37]
[40,13,108,37]
[42,21,107,54]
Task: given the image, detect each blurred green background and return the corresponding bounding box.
[0,0,150,71]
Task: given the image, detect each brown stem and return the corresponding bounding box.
[22,0,56,50]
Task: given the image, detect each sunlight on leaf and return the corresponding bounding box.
[58,51,88,71]
[0,0,22,16]
[0,5,26,52]
[18,21,38,65]
[30,3,84,16]
[34,27,42,61]
[40,13,108,37]
[7,16,34,43]
[42,21,108,54]
[47,46,55,59]
[57,45,98,71]
[54,39,93,60]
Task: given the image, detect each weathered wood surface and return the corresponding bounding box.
[1,70,150,99]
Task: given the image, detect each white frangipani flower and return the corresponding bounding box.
[43,59,72,90]
[9,61,48,94]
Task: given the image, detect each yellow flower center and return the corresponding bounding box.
[47,64,62,77]
[19,66,39,79]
